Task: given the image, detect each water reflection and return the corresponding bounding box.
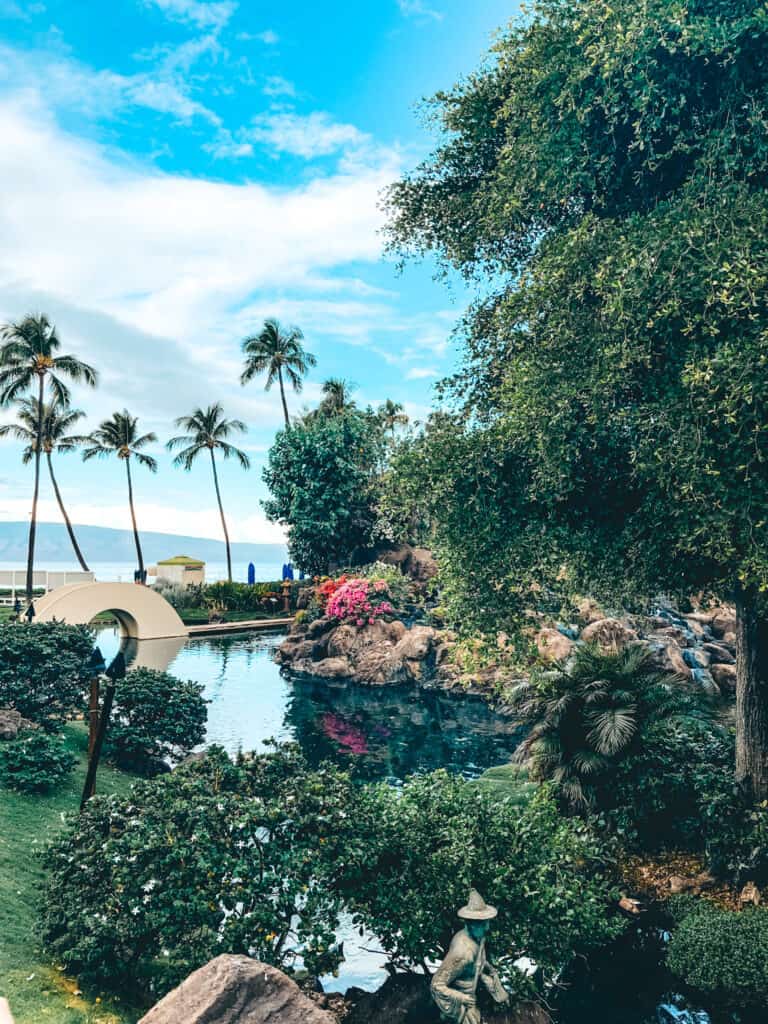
[94,626,522,781]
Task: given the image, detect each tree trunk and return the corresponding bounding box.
[735,584,768,801]
[210,449,233,582]
[47,452,89,571]
[125,458,145,578]
[277,365,290,428]
[25,375,44,603]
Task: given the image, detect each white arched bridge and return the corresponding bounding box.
[32,582,188,642]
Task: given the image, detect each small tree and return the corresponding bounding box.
[263,409,386,574]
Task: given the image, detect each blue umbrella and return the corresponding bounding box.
[247,562,255,585]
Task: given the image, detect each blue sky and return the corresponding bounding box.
[0,0,515,546]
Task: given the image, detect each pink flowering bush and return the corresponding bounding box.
[325,578,395,626]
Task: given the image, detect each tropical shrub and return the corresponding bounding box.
[41,745,357,995]
[326,578,394,626]
[340,772,623,1000]
[358,561,412,609]
[204,581,283,613]
[668,901,768,1008]
[0,728,76,793]
[510,644,709,812]
[152,581,206,611]
[104,669,208,773]
[0,621,94,729]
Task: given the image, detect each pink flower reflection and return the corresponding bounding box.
[320,712,370,755]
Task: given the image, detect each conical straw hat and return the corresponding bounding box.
[457,889,498,921]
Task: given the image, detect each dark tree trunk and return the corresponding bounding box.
[277,365,290,428]
[210,448,232,582]
[47,452,89,571]
[25,374,44,603]
[735,584,768,801]
[125,457,145,577]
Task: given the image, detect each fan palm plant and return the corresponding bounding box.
[318,377,357,417]
[166,403,250,582]
[0,398,90,570]
[0,314,97,600]
[240,319,316,428]
[510,643,708,810]
[82,410,157,578]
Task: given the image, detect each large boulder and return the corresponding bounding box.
[487,1004,552,1024]
[0,708,36,741]
[298,657,354,679]
[379,544,438,584]
[138,955,336,1024]
[535,628,574,663]
[710,662,737,693]
[345,974,437,1024]
[394,625,438,662]
[580,618,639,652]
[355,646,406,686]
[708,605,737,641]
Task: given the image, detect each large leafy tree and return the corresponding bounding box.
[263,409,386,574]
[387,0,768,798]
[0,315,97,599]
[241,319,316,427]
[83,410,157,578]
[0,397,90,571]
[167,403,250,582]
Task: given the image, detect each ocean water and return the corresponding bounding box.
[0,560,286,584]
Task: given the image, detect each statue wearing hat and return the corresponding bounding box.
[431,889,509,1024]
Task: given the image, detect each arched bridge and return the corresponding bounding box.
[32,582,188,641]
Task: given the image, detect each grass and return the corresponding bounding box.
[0,723,141,1024]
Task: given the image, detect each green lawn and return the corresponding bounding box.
[0,724,141,1024]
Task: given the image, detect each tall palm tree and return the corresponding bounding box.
[166,403,250,582]
[0,314,97,600]
[82,410,157,578]
[0,398,90,571]
[318,377,357,417]
[240,318,316,428]
[378,398,409,437]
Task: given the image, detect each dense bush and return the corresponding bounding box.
[152,581,206,611]
[41,746,358,995]
[340,772,624,1000]
[0,622,94,729]
[0,729,76,793]
[668,901,768,1008]
[204,580,283,613]
[104,669,208,773]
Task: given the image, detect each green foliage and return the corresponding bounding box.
[384,0,768,627]
[340,772,623,999]
[263,410,387,574]
[104,668,208,773]
[0,728,76,793]
[510,644,709,811]
[0,621,94,729]
[357,561,412,609]
[668,902,768,1008]
[41,745,357,995]
[203,580,283,612]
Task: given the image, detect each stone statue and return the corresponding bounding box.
[431,890,510,1024]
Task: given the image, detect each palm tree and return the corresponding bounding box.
[378,398,409,437]
[166,403,250,582]
[240,319,316,428]
[0,398,90,571]
[82,410,157,578]
[0,314,97,600]
[510,644,709,810]
[318,377,357,417]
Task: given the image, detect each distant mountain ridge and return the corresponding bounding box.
[0,521,287,565]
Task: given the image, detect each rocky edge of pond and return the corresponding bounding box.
[138,953,551,1024]
[276,595,738,709]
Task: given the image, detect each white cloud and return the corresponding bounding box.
[397,0,443,21]
[248,110,368,159]
[141,0,237,30]
[406,366,439,379]
[237,29,279,45]
[262,75,295,98]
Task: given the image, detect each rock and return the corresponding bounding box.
[710,662,737,693]
[618,896,643,915]
[740,882,761,907]
[487,1004,551,1024]
[138,955,336,1024]
[534,628,574,663]
[326,625,362,659]
[709,606,737,641]
[302,657,354,679]
[703,642,735,665]
[0,708,36,741]
[355,646,406,686]
[580,618,639,652]
[308,617,335,639]
[668,872,715,896]
[723,630,737,648]
[394,625,437,662]
[663,645,693,680]
[575,598,604,626]
[379,544,438,584]
[345,974,436,1024]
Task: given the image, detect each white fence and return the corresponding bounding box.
[0,570,95,604]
